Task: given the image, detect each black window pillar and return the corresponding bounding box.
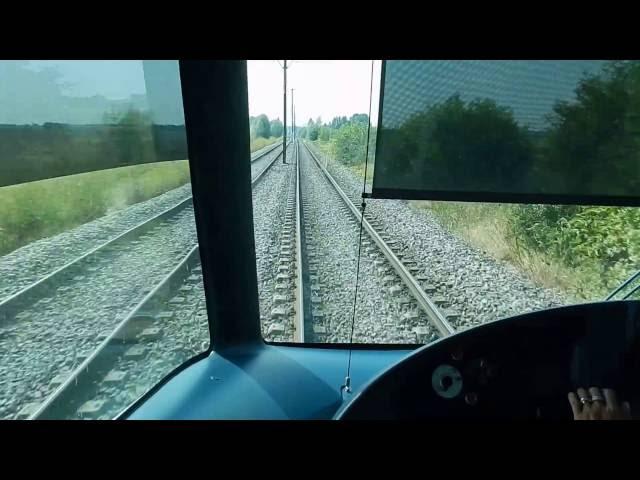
[179,61,262,349]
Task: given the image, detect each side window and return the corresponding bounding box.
[0,60,209,420]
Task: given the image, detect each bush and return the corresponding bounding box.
[319,126,330,141]
[308,124,319,141]
[330,122,368,165]
[510,204,640,292]
[510,204,582,255]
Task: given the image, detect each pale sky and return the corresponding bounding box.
[247,60,381,126]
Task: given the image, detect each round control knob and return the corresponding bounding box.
[432,364,463,399]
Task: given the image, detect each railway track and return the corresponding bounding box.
[10,131,555,418]
[15,135,456,418]
[251,141,288,184]
[1,142,288,420]
[305,141,566,332]
[252,141,283,162]
[258,140,307,343]
[0,198,194,326]
[0,143,285,325]
[299,141,456,343]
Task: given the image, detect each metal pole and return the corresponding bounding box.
[283,60,287,164]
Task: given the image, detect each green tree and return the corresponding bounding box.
[319,126,331,142]
[270,118,283,137]
[384,94,534,191]
[542,60,640,196]
[330,117,343,129]
[331,121,368,165]
[102,108,154,168]
[350,113,369,125]
[254,114,271,139]
[307,118,319,141]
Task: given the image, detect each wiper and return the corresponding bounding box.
[605,270,640,301]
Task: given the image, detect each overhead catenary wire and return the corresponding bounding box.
[341,60,376,397]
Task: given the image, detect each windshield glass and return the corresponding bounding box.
[248,60,640,345]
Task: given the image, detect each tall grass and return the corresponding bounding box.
[348,161,374,186]
[311,139,375,187]
[0,161,191,256]
[250,136,281,152]
[412,202,575,294]
[0,136,284,257]
[412,201,635,300]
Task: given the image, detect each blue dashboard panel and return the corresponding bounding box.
[127,344,413,419]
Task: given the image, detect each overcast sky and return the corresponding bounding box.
[247,60,380,126]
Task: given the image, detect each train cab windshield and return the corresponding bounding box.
[0,59,638,420]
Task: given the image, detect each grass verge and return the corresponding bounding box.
[411,201,580,295]
[0,136,284,257]
[0,161,191,256]
[250,136,281,152]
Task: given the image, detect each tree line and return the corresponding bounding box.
[301,113,372,165]
[1,109,288,187]
[0,109,189,187]
[249,114,284,140]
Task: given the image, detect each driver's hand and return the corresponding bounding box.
[568,387,631,420]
